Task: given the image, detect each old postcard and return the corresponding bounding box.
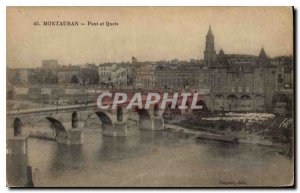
[6,7,294,187]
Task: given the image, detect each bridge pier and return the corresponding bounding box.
[139,117,164,130]
[56,129,83,145]
[67,129,83,145]
[102,122,131,137]
[7,135,32,187]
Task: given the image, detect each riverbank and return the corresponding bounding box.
[165,112,293,152]
[164,123,284,149]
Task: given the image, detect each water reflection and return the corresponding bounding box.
[98,136,137,161]
[27,127,293,187]
[50,144,84,169]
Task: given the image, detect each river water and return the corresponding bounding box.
[27,126,293,187]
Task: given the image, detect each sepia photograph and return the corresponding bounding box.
[6,6,294,187]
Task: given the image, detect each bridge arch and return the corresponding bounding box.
[82,111,115,130]
[117,106,123,122]
[95,111,114,129]
[154,104,159,117]
[136,108,151,120]
[161,103,181,119]
[162,103,183,118]
[162,104,172,119]
[13,117,22,136]
[71,111,78,128]
[84,112,101,129]
[46,117,67,139]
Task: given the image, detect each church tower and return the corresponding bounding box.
[257,47,269,65]
[204,25,216,65]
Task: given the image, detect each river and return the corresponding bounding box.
[27,126,293,187]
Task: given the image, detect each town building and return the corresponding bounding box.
[206,26,277,112]
[75,64,99,85]
[271,56,293,91]
[134,64,156,89]
[271,56,294,115]
[99,63,116,84]
[114,66,128,86]
[56,65,81,84]
[98,63,128,87]
[7,68,32,85]
[57,70,79,84]
[155,64,180,89]
[155,63,210,90]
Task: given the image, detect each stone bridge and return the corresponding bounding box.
[7,92,209,144]
[7,103,166,143]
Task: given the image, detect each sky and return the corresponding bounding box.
[7,7,293,68]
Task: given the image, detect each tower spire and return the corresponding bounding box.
[257,46,269,65]
[259,46,267,59]
[204,25,216,65]
[207,24,213,36]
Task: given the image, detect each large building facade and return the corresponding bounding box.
[134,64,156,89]
[206,27,278,112]
[155,63,210,90]
[132,26,292,113]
